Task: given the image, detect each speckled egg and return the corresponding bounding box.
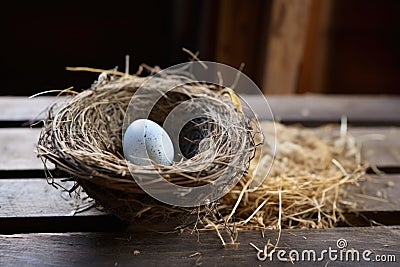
[123,119,174,166]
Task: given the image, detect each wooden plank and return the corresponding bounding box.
[0,175,399,225]
[1,95,400,125]
[214,0,271,88]
[0,178,173,233]
[1,127,398,172]
[0,96,68,122]
[243,94,400,124]
[298,0,333,94]
[0,179,100,217]
[345,174,400,212]
[262,0,312,94]
[0,128,52,170]
[350,127,400,167]
[317,126,400,167]
[0,179,123,234]
[0,226,399,266]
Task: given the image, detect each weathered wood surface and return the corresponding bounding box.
[350,127,400,167]
[0,179,101,218]
[0,127,398,171]
[0,175,397,216]
[0,175,399,234]
[262,0,312,94]
[345,175,400,212]
[245,94,400,124]
[1,95,399,125]
[1,95,399,266]
[0,96,69,124]
[0,128,51,170]
[1,226,399,267]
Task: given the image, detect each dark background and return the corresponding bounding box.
[1,0,399,96]
[1,1,209,95]
[326,0,400,94]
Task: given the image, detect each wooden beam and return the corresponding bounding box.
[215,0,270,88]
[298,0,333,93]
[262,0,311,94]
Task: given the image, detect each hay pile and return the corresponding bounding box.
[218,121,365,230]
[37,67,366,244]
[193,120,366,245]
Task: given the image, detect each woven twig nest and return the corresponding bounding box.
[37,71,258,222]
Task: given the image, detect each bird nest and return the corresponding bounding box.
[37,68,258,220]
[37,66,366,244]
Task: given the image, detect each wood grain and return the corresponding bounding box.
[243,94,400,124]
[0,178,124,234]
[0,179,100,217]
[0,127,397,172]
[0,96,69,122]
[0,128,53,170]
[345,175,400,212]
[2,95,399,125]
[1,226,398,266]
[214,0,270,87]
[0,175,398,226]
[298,0,333,94]
[262,0,311,94]
[351,127,400,167]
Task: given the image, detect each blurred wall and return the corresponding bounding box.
[325,0,400,94]
[1,0,399,96]
[1,1,214,96]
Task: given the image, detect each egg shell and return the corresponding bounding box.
[123,119,174,166]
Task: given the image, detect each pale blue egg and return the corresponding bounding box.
[123,119,174,166]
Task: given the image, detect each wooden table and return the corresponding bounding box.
[1,94,399,266]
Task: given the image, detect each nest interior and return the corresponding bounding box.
[37,69,366,242]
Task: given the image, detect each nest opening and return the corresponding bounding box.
[144,89,219,162]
